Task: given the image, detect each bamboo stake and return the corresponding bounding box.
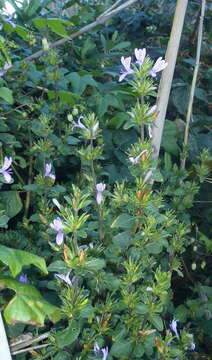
[151,0,188,160]
[23,0,138,63]
[181,0,206,169]
[0,313,12,360]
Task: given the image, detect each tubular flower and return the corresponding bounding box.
[94,343,109,360]
[0,156,13,182]
[170,319,179,338]
[2,15,16,28]
[119,56,134,82]
[72,115,87,131]
[147,104,157,116]
[96,183,106,205]
[135,48,146,67]
[55,271,75,286]
[50,217,64,245]
[0,62,10,77]
[149,57,168,78]
[129,149,148,165]
[45,163,55,180]
[53,198,61,209]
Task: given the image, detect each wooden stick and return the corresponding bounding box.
[23,0,138,63]
[0,313,12,360]
[10,331,50,352]
[151,0,188,160]
[181,0,206,169]
[11,343,51,355]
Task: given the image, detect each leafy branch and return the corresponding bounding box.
[23,0,138,62]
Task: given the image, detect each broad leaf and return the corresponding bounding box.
[68,72,98,95]
[0,245,48,277]
[0,191,22,218]
[56,320,80,348]
[0,87,13,104]
[0,278,61,325]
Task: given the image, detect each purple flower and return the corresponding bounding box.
[190,342,195,350]
[149,57,168,78]
[96,183,106,205]
[170,319,179,338]
[119,56,134,82]
[135,48,146,66]
[0,156,13,183]
[72,115,87,131]
[2,16,16,28]
[55,271,74,286]
[129,149,148,165]
[45,163,55,180]
[0,62,11,77]
[94,343,108,360]
[19,274,28,283]
[50,217,64,245]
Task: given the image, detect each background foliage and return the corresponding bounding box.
[0,0,211,359]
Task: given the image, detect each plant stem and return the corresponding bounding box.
[181,0,206,169]
[24,124,33,218]
[140,96,144,141]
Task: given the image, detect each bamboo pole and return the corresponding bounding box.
[0,313,12,360]
[181,0,206,169]
[152,0,189,160]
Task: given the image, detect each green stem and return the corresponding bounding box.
[140,95,144,141]
[24,125,33,218]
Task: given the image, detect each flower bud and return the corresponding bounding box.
[42,38,49,51]
[67,114,73,122]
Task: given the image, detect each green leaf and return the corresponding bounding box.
[15,25,29,40]
[113,231,131,250]
[47,19,68,37]
[110,341,133,357]
[0,87,13,104]
[171,87,188,115]
[0,215,9,228]
[0,191,22,218]
[161,120,180,155]
[47,90,81,105]
[0,245,48,277]
[0,278,61,325]
[111,213,134,229]
[48,260,69,273]
[86,258,105,271]
[34,18,73,37]
[68,72,98,95]
[56,320,80,348]
[149,314,163,331]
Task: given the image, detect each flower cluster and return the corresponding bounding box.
[119,47,167,82]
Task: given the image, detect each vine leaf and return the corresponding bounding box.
[0,278,61,325]
[0,245,48,277]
